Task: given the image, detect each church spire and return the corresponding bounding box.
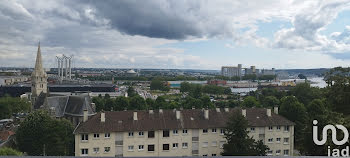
[34,42,43,72]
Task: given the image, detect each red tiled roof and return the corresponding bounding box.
[74,108,295,134]
[0,130,15,141]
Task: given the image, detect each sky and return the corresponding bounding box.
[0,0,350,70]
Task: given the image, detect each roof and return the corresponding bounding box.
[0,130,15,141]
[45,94,95,117]
[74,108,295,134]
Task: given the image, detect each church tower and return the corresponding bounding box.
[31,42,48,98]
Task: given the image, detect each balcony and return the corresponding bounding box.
[192,137,199,141]
[115,141,123,146]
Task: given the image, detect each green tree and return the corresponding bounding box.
[128,96,147,110]
[154,96,167,109]
[222,111,269,156]
[242,96,260,108]
[115,96,129,111]
[16,110,74,156]
[0,147,22,156]
[279,96,308,151]
[0,96,31,119]
[127,86,137,97]
[261,96,279,107]
[180,82,192,93]
[291,83,322,106]
[224,87,232,95]
[189,84,202,99]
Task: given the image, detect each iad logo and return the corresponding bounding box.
[313,120,349,146]
[313,120,350,157]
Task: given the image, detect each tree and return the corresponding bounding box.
[180,82,191,93]
[154,96,167,109]
[115,96,129,111]
[127,86,137,97]
[189,84,202,99]
[291,83,322,106]
[128,96,147,110]
[279,96,308,151]
[261,96,279,107]
[150,79,169,91]
[16,110,74,156]
[222,111,269,156]
[242,96,260,108]
[224,87,232,95]
[0,96,31,119]
[0,147,22,156]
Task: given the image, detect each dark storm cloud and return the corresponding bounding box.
[83,0,203,39]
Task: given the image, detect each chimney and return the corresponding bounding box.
[274,106,278,114]
[242,109,246,117]
[204,109,209,120]
[224,107,229,112]
[267,109,272,117]
[149,109,154,114]
[133,111,138,121]
[216,108,220,112]
[176,110,181,120]
[83,109,88,122]
[192,107,195,109]
[101,111,105,122]
[159,109,163,113]
[91,103,96,112]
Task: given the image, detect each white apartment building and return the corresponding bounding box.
[221,64,242,77]
[74,108,294,157]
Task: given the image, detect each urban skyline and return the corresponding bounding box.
[1,1,350,69]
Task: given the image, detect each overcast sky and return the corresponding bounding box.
[1,0,350,70]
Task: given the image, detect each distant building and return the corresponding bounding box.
[261,68,276,76]
[74,108,294,157]
[0,76,29,86]
[29,43,96,126]
[221,64,242,77]
[207,80,227,86]
[125,69,137,77]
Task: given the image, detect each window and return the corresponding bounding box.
[276,150,281,155]
[183,129,188,134]
[104,147,110,153]
[105,133,110,138]
[276,138,281,143]
[139,131,144,136]
[220,129,225,134]
[267,150,273,155]
[163,130,170,137]
[128,132,134,137]
[284,149,289,156]
[94,133,99,138]
[284,138,289,144]
[268,126,273,131]
[203,129,208,133]
[277,126,281,130]
[268,138,273,143]
[219,141,225,149]
[212,154,217,156]
[250,127,255,132]
[81,134,88,141]
[173,130,178,135]
[212,141,217,146]
[212,128,217,133]
[148,131,155,138]
[148,145,155,152]
[284,126,289,132]
[173,143,178,148]
[128,146,134,151]
[138,145,144,150]
[182,142,188,148]
[81,149,88,155]
[93,147,99,153]
[163,144,170,151]
[203,142,208,147]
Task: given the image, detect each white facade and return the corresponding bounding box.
[74,108,294,157]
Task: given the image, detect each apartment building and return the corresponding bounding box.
[221,64,242,77]
[74,108,294,157]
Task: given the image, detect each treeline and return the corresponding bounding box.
[82,74,276,82]
[180,82,232,95]
[92,94,215,112]
[0,96,31,119]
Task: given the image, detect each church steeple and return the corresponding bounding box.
[34,42,44,72]
[31,42,48,98]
